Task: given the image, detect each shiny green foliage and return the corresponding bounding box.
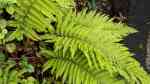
[0,55,36,84]
[0,53,53,84]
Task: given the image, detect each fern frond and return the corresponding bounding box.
[1,0,149,83]
[6,0,69,41]
[55,10,136,68]
[0,0,16,8]
[48,10,150,83]
[53,0,75,8]
[42,49,126,84]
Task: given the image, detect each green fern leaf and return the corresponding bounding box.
[44,10,149,84]
[42,50,126,84]
[7,0,66,41]
[1,0,149,83]
[0,0,16,8]
[53,0,74,8]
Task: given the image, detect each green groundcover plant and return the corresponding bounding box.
[0,0,150,84]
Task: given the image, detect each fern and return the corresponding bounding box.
[0,0,150,84]
[41,49,126,84]
[6,0,67,41]
[53,0,74,8]
[0,0,16,8]
[42,10,150,84]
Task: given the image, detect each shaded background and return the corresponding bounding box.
[126,0,150,68]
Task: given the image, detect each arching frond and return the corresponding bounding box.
[6,0,68,41]
[1,0,149,83]
[47,10,149,84]
[42,49,126,84]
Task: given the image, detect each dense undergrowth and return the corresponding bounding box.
[0,0,150,84]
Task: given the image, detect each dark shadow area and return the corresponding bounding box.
[126,0,150,70]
